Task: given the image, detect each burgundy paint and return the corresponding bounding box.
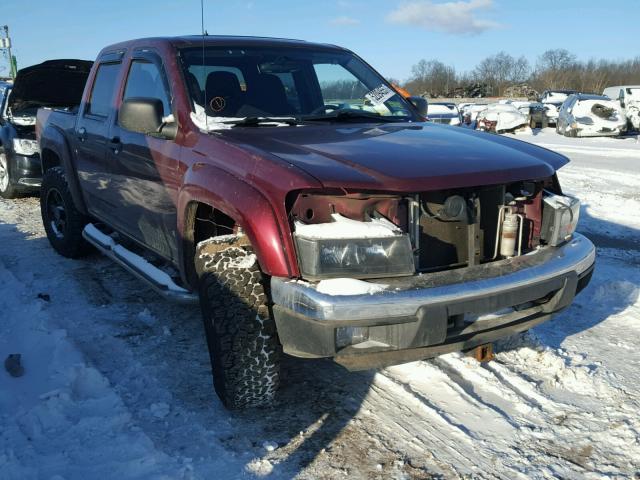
[41,36,569,282]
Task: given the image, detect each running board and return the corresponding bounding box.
[82,224,198,304]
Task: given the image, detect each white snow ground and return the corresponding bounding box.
[0,128,639,479]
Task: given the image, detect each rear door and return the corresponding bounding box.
[106,50,180,261]
[74,52,124,221]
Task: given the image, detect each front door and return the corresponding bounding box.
[107,52,179,261]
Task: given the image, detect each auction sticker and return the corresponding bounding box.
[365,84,396,105]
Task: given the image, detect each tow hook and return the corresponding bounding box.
[469,343,495,363]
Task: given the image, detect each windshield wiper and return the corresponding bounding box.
[222,116,301,127]
[301,110,404,123]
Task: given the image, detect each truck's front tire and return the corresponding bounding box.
[40,167,91,258]
[196,243,281,409]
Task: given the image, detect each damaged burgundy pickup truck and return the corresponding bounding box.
[36,36,595,409]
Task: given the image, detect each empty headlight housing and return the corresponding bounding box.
[541,191,580,246]
[294,214,415,280]
[12,138,39,156]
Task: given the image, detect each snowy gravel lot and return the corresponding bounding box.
[1,128,639,479]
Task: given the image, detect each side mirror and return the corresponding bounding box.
[408,96,429,117]
[119,97,176,140]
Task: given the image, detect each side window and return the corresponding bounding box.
[87,63,121,117]
[123,61,171,116]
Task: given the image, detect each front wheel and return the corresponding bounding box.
[0,149,19,199]
[197,241,281,409]
[40,167,91,258]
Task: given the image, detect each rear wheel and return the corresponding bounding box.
[197,241,281,409]
[40,167,91,258]
[0,149,19,199]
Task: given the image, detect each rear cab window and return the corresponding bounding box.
[87,63,121,117]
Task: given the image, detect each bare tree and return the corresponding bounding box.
[402,49,640,99]
[472,52,530,95]
[533,49,578,89]
[405,59,456,97]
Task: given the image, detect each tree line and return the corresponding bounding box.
[400,49,640,98]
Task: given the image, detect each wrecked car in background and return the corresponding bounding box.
[603,85,640,132]
[427,102,462,126]
[0,59,92,198]
[460,103,488,127]
[539,89,577,126]
[37,35,594,410]
[475,103,529,133]
[556,93,626,137]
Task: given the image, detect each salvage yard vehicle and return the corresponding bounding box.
[36,36,595,409]
[556,93,627,137]
[475,103,529,133]
[0,60,92,198]
[602,85,640,132]
[427,102,462,125]
[539,89,577,126]
[460,103,488,126]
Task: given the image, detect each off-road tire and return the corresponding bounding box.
[197,243,281,409]
[40,167,91,258]
[0,148,19,199]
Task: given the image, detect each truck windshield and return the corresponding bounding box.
[179,46,416,124]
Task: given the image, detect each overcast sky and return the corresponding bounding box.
[2,0,637,80]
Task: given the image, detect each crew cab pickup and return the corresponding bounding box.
[37,36,595,409]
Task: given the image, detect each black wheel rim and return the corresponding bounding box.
[46,188,67,239]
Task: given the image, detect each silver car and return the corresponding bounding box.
[556,94,627,137]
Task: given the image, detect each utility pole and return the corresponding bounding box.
[1,25,15,79]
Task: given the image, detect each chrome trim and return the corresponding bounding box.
[272,233,595,321]
[83,224,198,304]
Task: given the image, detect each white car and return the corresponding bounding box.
[427,103,462,126]
[475,103,529,133]
[602,85,640,131]
[556,94,627,137]
[460,103,488,126]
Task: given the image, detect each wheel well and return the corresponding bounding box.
[183,201,238,287]
[41,149,61,173]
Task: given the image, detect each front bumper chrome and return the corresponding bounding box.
[272,233,595,323]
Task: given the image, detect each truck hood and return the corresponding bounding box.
[8,59,93,114]
[221,122,568,191]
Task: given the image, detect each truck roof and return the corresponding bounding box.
[100,35,348,54]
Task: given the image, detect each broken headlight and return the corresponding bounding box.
[12,138,39,156]
[541,191,580,246]
[294,214,415,280]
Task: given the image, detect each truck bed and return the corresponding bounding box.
[36,107,77,143]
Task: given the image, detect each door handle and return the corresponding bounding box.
[109,136,122,155]
[77,127,87,142]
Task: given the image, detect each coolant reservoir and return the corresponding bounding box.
[500,211,519,257]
